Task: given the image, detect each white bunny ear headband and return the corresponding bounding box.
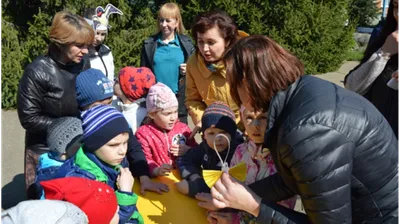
[91,3,123,31]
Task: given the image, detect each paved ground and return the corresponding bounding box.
[1,61,359,210]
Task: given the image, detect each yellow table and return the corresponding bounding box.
[133,170,208,224]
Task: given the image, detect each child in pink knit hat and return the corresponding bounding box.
[136,82,197,177]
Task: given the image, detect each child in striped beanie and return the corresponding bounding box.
[40,105,144,224]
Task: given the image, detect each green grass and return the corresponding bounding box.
[344,48,364,61]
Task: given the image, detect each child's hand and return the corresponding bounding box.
[392,71,400,82]
[153,164,173,176]
[175,179,189,195]
[196,192,219,211]
[207,211,234,224]
[139,176,169,195]
[170,144,191,156]
[117,168,134,192]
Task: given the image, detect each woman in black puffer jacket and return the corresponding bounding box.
[17,11,93,192]
[198,35,398,224]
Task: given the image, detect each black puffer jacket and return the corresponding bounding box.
[249,75,398,223]
[17,45,89,151]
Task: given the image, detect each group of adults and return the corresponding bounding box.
[17,1,398,223]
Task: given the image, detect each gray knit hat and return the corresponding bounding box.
[47,117,83,156]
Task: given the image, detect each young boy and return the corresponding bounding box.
[34,117,83,187]
[76,68,114,111]
[75,68,169,195]
[45,105,143,224]
[114,66,156,133]
[176,102,242,197]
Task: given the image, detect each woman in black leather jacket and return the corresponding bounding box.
[198,35,398,224]
[140,3,195,124]
[17,11,93,192]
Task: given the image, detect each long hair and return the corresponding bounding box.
[224,35,304,112]
[361,0,398,63]
[156,3,185,34]
[49,11,94,47]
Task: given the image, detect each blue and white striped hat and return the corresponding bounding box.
[81,105,129,152]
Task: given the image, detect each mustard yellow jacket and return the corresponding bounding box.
[185,31,249,126]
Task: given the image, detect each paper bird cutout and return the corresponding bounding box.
[203,162,247,188]
[92,3,123,30]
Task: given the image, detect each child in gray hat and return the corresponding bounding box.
[36,117,83,176]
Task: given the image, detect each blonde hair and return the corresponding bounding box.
[156,3,185,34]
[49,11,94,46]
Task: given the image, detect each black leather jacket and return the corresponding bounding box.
[17,44,89,151]
[249,75,398,223]
[140,33,195,117]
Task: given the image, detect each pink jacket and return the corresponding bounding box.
[231,141,297,210]
[136,121,197,175]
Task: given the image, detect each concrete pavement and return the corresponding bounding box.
[1,61,359,210]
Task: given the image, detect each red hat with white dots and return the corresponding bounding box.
[40,177,118,224]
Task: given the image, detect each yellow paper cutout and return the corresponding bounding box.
[203,162,247,188]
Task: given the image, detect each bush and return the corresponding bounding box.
[181,0,355,74]
[2,18,24,109]
[348,0,379,27]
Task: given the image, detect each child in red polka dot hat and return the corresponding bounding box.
[41,177,119,224]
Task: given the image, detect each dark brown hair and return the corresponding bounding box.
[224,35,304,112]
[191,10,238,51]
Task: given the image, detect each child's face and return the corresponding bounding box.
[150,107,178,130]
[204,127,231,152]
[242,109,267,144]
[113,82,124,99]
[95,132,129,166]
[83,97,113,111]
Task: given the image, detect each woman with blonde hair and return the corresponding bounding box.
[140,2,195,124]
[17,11,94,195]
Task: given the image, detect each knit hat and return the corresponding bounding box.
[41,177,118,224]
[201,101,237,139]
[76,68,114,108]
[81,105,129,152]
[118,66,156,102]
[47,117,83,157]
[146,82,178,113]
[1,200,88,224]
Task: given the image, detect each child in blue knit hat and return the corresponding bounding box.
[75,68,114,110]
[39,105,144,224]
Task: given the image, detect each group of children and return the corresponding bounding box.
[4,63,299,223]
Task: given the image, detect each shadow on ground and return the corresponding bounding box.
[2,173,26,209]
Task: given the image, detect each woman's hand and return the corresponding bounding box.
[139,175,169,195]
[210,173,262,217]
[381,30,398,56]
[180,63,187,75]
[170,144,191,156]
[153,164,173,177]
[207,211,234,224]
[196,192,219,211]
[117,168,134,192]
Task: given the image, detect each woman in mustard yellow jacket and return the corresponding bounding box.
[185,10,248,131]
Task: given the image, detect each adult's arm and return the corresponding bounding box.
[256,124,354,224]
[126,130,150,178]
[248,173,296,203]
[185,59,207,125]
[140,41,149,68]
[344,50,390,95]
[17,68,55,133]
